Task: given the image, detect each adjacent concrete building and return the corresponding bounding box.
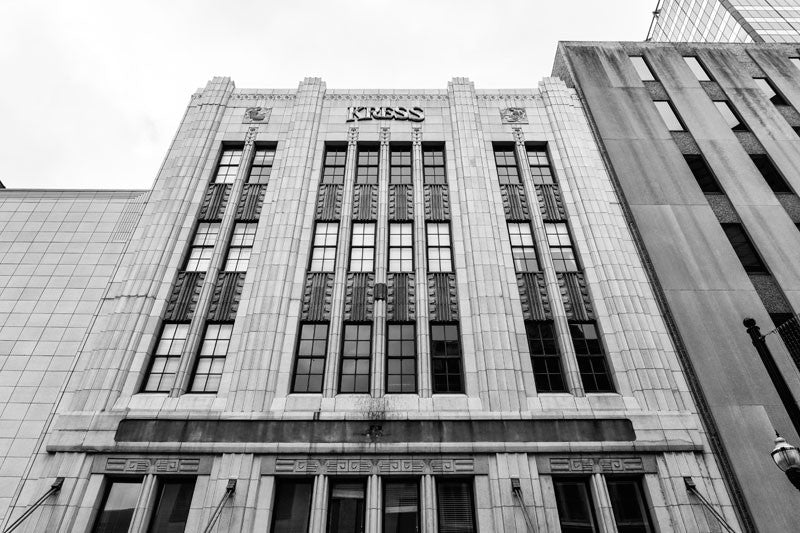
[555,40,800,532]
[648,0,800,43]
[0,76,743,532]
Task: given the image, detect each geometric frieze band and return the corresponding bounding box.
[261,456,488,476]
[535,454,656,475]
[91,455,212,475]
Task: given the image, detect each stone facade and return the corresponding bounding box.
[0,77,739,531]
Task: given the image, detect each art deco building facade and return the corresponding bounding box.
[0,76,743,532]
[648,0,800,43]
[555,40,800,533]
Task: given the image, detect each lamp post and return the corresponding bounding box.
[771,433,800,491]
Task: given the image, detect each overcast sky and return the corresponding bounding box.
[0,0,653,190]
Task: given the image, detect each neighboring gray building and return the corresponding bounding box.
[0,76,741,532]
[648,0,800,43]
[554,40,800,533]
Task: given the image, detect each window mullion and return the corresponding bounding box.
[412,133,433,396]
[126,474,157,533]
[371,135,391,397]
[589,473,618,533]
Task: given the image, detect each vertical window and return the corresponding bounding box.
[629,56,655,81]
[683,56,711,81]
[790,57,800,72]
[714,101,748,131]
[754,77,788,106]
[388,223,413,272]
[339,323,372,393]
[327,480,366,533]
[248,146,275,184]
[292,323,328,393]
[322,146,347,184]
[526,145,555,184]
[426,223,453,273]
[545,223,578,272]
[356,145,379,184]
[390,146,412,185]
[526,321,566,393]
[493,146,520,184]
[653,101,685,131]
[189,323,232,393]
[431,323,464,394]
[144,323,189,392]
[349,222,376,272]
[423,146,447,185]
[570,322,613,393]
[386,323,417,393]
[553,478,599,533]
[224,222,257,271]
[310,222,338,272]
[214,147,243,184]
[606,477,654,533]
[271,479,313,533]
[148,478,196,533]
[721,223,768,273]
[683,155,721,193]
[508,223,539,272]
[185,222,220,272]
[750,154,792,193]
[436,479,476,533]
[384,480,420,533]
[92,479,143,533]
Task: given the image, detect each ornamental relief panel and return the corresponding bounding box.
[263,456,486,476]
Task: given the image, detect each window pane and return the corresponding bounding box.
[607,478,654,533]
[327,480,366,533]
[340,324,372,393]
[554,478,598,533]
[714,101,747,131]
[390,146,412,185]
[423,146,446,185]
[311,223,338,272]
[722,223,767,273]
[387,323,417,393]
[431,323,464,393]
[526,321,565,392]
[630,56,655,81]
[292,323,328,393]
[683,56,711,81]
[190,323,232,393]
[92,479,142,533]
[653,101,684,131]
[750,154,791,193]
[144,324,189,392]
[570,322,613,393]
[271,479,313,533]
[384,480,419,533]
[494,147,520,184]
[322,146,347,184]
[436,479,475,533]
[527,146,555,185]
[148,478,195,533]
[754,77,787,106]
[684,155,721,193]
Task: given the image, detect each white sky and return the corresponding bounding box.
[0,0,653,190]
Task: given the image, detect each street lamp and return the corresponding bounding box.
[771,433,800,491]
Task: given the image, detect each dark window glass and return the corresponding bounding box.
[793,126,800,138]
[526,146,555,184]
[570,322,613,393]
[185,222,220,271]
[606,478,654,533]
[322,146,347,184]
[493,146,520,184]
[92,479,142,533]
[349,223,376,272]
[436,479,476,533]
[310,222,339,272]
[426,223,453,272]
[431,323,464,393]
[629,56,655,81]
[356,145,379,184]
[771,312,793,329]
[390,146,412,185]
[423,146,446,185]
[271,479,313,533]
[386,323,417,393]
[384,480,419,533]
[684,56,711,81]
[189,323,232,393]
[714,101,748,131]
[653,101,684,131]
[339,323,372,393]
[144,323,189,392]
[148,478,195,533]
[224,222,257,271]
[526,321,566,392]
[684,155,721,193]
[292,323,328,393]
[214,147,243,184]
[508,222,539,272]
[327,480,366,533]
[754,77,788,106]
[749,154,792,193]
[389,223,413,272]
[721,223,768,273]
[248,146,275,184]
[545,222,578,272]
[553,478,598,533]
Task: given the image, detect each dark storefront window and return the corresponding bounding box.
[384,480,420,533]
[148,478,196,533]
[606,477,654,533]
[92,479,143,533]
[436,479,476,533]
[327,480,367,533]
[553,477,598,533]
[271,479,313,533]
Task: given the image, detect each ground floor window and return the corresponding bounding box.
[554,476,653,533]
[436,478,476,533]
[93,476,196,533]
[606,477,653,533]
[271,478,313,533]
[383,479,420,533]
[93,479,143,533]
[327,480,367,533]
[148,478,195,532]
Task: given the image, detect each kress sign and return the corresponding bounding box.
[346,106,424,122]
